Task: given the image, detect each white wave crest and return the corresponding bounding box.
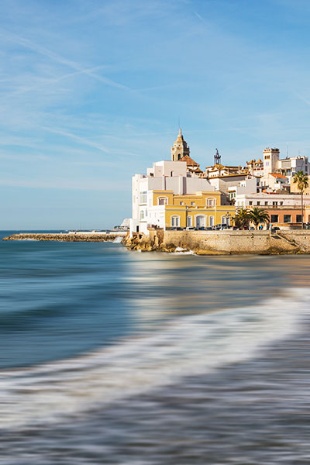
[0,288,308,429]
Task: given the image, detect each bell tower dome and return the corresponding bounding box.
[171,129,190,161]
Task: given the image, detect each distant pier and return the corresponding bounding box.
[3,231,127,242]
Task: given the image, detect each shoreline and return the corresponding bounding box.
[3,230,310,255]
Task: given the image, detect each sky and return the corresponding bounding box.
[1,0,310,230]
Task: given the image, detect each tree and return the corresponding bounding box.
[234,208,250,229]
[293,171,309,229]
[248,207,270,230]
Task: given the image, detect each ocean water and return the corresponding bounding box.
[0,231,309,464]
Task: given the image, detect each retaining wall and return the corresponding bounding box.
[131,230,310,254]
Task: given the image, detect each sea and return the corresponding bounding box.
[0,230,309,464]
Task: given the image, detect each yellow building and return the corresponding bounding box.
[151,189,234,229]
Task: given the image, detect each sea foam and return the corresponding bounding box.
[0,288,308,429]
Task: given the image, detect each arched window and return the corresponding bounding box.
[195,215,206,228]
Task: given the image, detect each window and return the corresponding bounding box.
[140,191,147,204]
[209,216,214,227]
[265,201,268,206]
[187,216,192,227]
[195,215,205,228]
[222,216,230,225]
[158,197,168,205]
[273,202,278,207]
[270,215,278,223]
[171,216,180,227]
[296,214,302,223]
[191,201,195,206]
[284,215,291,223]
[249,201,253,206]
[140,210,145,220]
[207,198,215,207]
[257,201,260,206]
[180,201,184,206]
[280,201,283,206]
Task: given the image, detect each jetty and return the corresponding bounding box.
[3,231,127,242]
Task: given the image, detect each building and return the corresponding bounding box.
[171,128,190,161]
[171,129,203,175]
[261,147,308,190]
[130,158,234,235]
[235,192,310,228]
[129,132,309,234]
[259,172,289,192]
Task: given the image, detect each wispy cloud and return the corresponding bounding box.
[42,126,111,154]
[0,176,129,192]
[1,65,108,100]
[0,28,131,90]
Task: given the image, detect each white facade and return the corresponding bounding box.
[207,175,258,197]
[227,177,259,201]
[130,160,215,235]
[235,192,310,209]
[278,156,309,178]
[259,172,289,192]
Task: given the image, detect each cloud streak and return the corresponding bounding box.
[0,28,131,90]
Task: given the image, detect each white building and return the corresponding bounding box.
[262,147,308,185]
[235,192,310,209]
[207,176,259,201]
[130,160,215,235]
[278,155,309,177]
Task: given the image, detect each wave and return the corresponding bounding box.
[0,287,308,429]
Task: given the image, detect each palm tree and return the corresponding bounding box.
[293,171,309,229]
[234,208,250,230]
[248,207,270,230]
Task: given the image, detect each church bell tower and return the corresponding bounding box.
[171,129,190,161]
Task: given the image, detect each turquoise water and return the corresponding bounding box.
[1,231,309,463]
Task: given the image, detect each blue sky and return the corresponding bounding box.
[1,0,310,229]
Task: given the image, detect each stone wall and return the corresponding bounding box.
[3,232,126,242]
[124,230,310,255]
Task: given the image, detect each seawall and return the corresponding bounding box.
[123,230,310,255]
[3,232,126,242]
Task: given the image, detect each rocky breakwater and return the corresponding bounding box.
[123,230,310,255]
[3,231,126,242]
